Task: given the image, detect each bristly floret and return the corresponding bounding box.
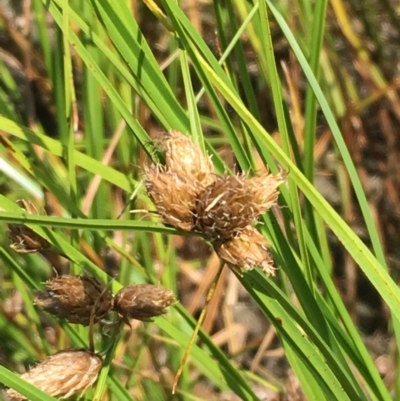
[194,171,284,241]
[7,199,50,254]
[246,171,286,216]
[143,131,216,232]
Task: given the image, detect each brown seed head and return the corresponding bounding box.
[113,284,176,322]
[213,226,275,276]
[156,130,215,187]
[34,275,112,326]
[194,174,256,240]
[144,165,199,231]
[195,171,284,240]
[7,200,50,254]
[5,349,102,400]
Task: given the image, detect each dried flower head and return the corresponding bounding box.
[34,275,112,326]
[156,130,215,187]
[213,226,275,276]
[143,130,284,277]
[5,349,102,400]
[194,174,256,240]
[113,284,176,322]
[144,165,198,231]
[195,171,284,240]
[7,199,50,254]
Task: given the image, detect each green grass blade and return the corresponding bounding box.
[0,366,57,401]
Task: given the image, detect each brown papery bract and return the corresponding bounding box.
[5,349,102,400]
[144,165,200,232]
[34,275,112,326]
[113,284,177,323]
[213,226,275,276]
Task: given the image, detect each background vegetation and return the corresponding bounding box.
[0,0,400,400]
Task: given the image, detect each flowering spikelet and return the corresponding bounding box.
[156,130,215,187]
[34,275,112,326]
[7,199,50,254]
[213,226,275,276]
[144,165,198,231]
[5,349,102,400]
[113,284,176,322]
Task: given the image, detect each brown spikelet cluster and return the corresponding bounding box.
[7,199,50,254]
[143,131,284,275]
[5,349,102,401]
[34,275,112,326]
[113,284,177,323]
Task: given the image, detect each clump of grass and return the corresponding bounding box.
[1,1,400,400]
